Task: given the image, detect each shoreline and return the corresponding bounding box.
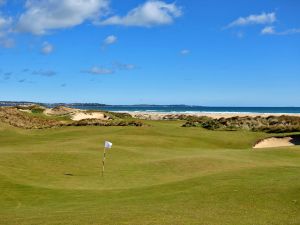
[122,111,300,120]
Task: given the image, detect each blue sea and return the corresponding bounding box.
[74,105,300,114]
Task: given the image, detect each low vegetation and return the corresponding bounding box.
[85,110,133,120]
[104,111,133,119]
[0,106,143,129]
[0,107,63,129]
[71,119,143,127]
[15,104,46,112]
[182,115,300,133]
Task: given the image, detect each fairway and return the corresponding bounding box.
[0,121,300,225]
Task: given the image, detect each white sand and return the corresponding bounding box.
[127,112,300,120]
[18,109,32,113]
[43,106,109,121]
[253,137,295,149]
[71,112,108,121]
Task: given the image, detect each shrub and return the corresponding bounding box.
[182,115,300,133]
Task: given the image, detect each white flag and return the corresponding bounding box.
[104,141,112,149]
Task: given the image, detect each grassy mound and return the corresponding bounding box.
[0,106,143,129]
[104,111,133,119]
[16,104,46,114]
[0,107,64,129]
[183,115,300,133]
[44,105,78,116]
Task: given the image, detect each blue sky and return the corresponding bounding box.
[0,0,299,106]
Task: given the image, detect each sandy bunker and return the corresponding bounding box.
[253,135,300,149]
[43,106,109,121]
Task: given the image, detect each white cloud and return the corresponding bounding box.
[32,69,57,76]
[16,0,110,35]
[0,16,13,45]
[100,0,182,27]
[0,16,12,29]
[261,26,300,35]
[119,64,136,70]
[280,28,300,35]
[261,26,275,35]
[0,38,15,48]
[41,41,54,54]
[103,35,117,45]
[0,16,14,48]
[226,12,276,28]
[114,62,136,70]
[83,66,114,75]
[180,49,190,55]
[83,62,137,75]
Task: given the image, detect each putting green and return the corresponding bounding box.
[0,120,300,225]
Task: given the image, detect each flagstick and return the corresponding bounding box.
[102,147,106,177]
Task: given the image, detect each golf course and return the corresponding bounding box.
[1,120,300,225]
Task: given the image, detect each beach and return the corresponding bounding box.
[126,111,300,120]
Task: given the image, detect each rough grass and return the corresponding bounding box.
[0,107,143,129]
[86,110,133,120]
[0,120,300,225]
[0,107,64,129]
[183,115,300,133]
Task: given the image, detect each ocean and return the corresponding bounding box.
[2,102,300,114]
[74,105,300,114]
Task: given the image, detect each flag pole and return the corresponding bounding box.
[102,141,112,177]
[102,147,106,177]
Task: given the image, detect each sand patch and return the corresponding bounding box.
[71,112,108,121]
[253,135,300,149]
[18,109,32,113]
[43,106,109,121]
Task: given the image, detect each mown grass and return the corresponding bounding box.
[0,120,300,225]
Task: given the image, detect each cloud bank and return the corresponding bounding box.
[15,0,181,35]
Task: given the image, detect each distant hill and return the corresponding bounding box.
[0,101,39,106]
[0,101,107,108]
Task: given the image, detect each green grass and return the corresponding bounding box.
[25,110,72,121]
[0,120,300,225]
